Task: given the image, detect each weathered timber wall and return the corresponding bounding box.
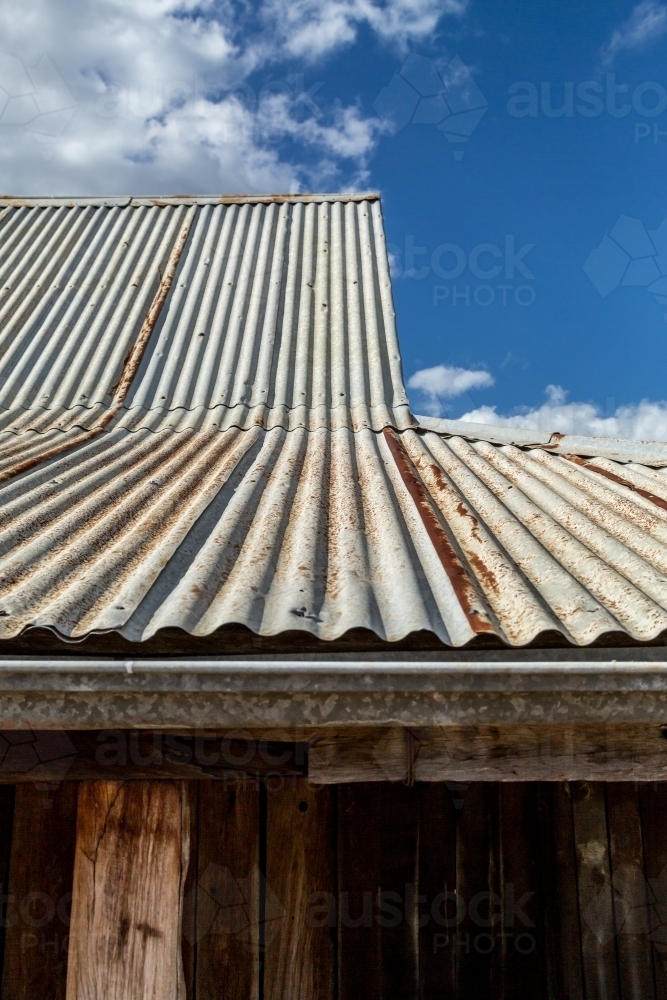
[0,779,665,998]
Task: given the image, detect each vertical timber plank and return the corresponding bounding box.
[499,783,547,999]
[418,782,457,1000]
[378,783,419,1000]
[264,778,335,1000]
[182,782,199,1000]
[196,780,260,1000]
[537,783,585,1000]
[0,788,14,992]
[639,783,667,1000]
[2,782,77,1000]
[571,781,619,1000]
[456,783,501,1000]
[65,781,191,1000]
[606,783,655,1000]
[338,783,381,1000]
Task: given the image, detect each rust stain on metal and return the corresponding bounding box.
[143,193,379,207]
[564,454,667,513]
[541,432,566,451]
[382,428,492,632]
[420,462,500,597]
[0,208,196,486]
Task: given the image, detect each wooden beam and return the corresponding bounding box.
[308,728,408,783]
[5,723,667,785]
[65,781,190,1000]
[0,732,307,783]
[413,723,667,782]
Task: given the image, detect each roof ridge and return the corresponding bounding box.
[0,192,380,208]
[414,414,667,466]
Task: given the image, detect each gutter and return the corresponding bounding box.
[2,657,667,729]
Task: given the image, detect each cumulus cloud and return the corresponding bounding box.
[460,384,667,440]
[262,0,467,61]
[0,0,464,195]
[600,0,667,66]
[408,364,494,416]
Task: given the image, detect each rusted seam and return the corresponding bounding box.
[382,428,492,633]
[0,207,196,486]
[538,432,566,451]
[563,454,667,514]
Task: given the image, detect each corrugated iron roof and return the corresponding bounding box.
[0,194,410,434]
[2,192,667,649]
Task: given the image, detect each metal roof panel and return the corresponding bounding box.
[2,192,667,648]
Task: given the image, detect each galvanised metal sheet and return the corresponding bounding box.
[0,194,413,434]
[0,201,193,427]
[3,191,667,648]
[1,418,667,646]
[416,414,667,466]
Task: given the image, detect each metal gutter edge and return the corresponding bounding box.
[1,659,667,728]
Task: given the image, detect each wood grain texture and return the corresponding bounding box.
[499,784,546,999]
[378,783,419,1000]
[537,783,584,1000]
[65,781,190,1000]
[0,787,14,993]
[414,725,667,782]
[181,782,199,1000]
[308,728,408,783]
[571,782,619,1000]
[0,732,307,783]
[338,783,382,1000]
[456,783,501,1000]
[417,783,457,1000]
[1,782,77,1000]
[264,778,335,1000]
[195,781,260,1000]
[606,783,655,1000]
[639,783,667,1000]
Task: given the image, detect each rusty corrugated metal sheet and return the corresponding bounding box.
[0,194,412,434]
[2,421,667,646]
[415,414,667,466]
[2,193,667,648]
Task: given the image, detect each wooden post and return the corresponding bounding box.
[2,783,77,1000]
[264,778,335,1000]
[65,781,190,1000]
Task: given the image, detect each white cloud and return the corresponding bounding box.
[460,384,667,441]
[600,0,667,66]
[0,0,465,195]
[408,364,494,416]
[261,0,467,61]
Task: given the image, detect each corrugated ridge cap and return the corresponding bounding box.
[0,192,380,208]
[414,414,667,467]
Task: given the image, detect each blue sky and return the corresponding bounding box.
[2,0,667,435]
